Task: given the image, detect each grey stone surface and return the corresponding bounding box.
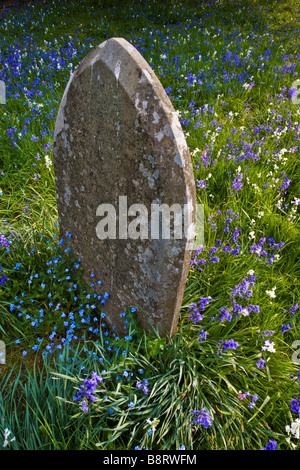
[53,38,196,337]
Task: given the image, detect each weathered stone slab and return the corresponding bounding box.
[53,38,196,337]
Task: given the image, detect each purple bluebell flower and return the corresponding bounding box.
[291,397,300,414]
[261,440,278,450]
[191,408,212,428]
[217,339,239,354]
[0,234,9,249]
[136,378,149,395]
[73,371,103,412]
[281,324,292,333]
[199,330,207,343]
[256,358,265,369]
[290,304,299,315]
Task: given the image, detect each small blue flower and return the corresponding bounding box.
[191,408,212,429]
[256,358,265,369]
[261,440,278,450]
[81,401,88,413]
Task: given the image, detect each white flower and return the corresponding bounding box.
[276,197,283,209]
[291,419,300,439]
[45,155,52,170]
[285,437,296,448]
[241,308,250,317]
[262,340,276,353]
[249,231,255,240]
[247,269,255,276]
[266,287,276,298]
[291,197,300,205]
[286,419,300,439]
[3,428,15,448]
[146,417,160,434]
[191,147,200,156]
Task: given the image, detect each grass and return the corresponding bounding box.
[0,0,300,451]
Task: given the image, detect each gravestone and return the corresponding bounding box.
[53,38,196,337]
